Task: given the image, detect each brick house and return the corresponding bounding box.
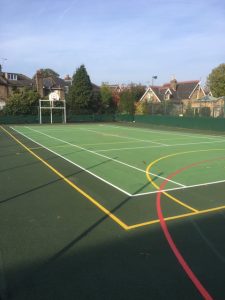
[0,67,72,110]
[34,70,72,100]
[0,66,33,109]
[184,95,225,117]
[139,78,206,114]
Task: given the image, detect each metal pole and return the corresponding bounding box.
[64,101,67,123]
[39,100,42,124]
[50,107,53,124]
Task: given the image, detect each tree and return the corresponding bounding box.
[118,84,146,115]
[119,90,135,115]
[100,84,117,113]
[129,84,146,102]
[67,65,98,114]
[40,68,59,77]
[135,100,149,114]
[207,63,225,97]
[3,88,39,115]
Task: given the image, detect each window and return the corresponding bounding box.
[7,73,18,80]
[164,93,170,100]
[0,101,6,110]
[147,91,153,102]
[65,86,69,94]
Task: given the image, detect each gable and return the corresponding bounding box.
[189,83,205,100]
[139,87,161,103]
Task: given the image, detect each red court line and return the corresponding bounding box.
[156,160,220,300]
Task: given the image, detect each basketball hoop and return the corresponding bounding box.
[39,97,66,124]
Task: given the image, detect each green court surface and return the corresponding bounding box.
[1,123,225,299]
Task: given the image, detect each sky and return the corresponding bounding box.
[1,0,225,86]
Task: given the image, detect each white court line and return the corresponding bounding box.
[101,124,225,142]
[95,140,225,152]
[132,178,225,196]
[10,127,132,196]
[79,128,169,146]
[23,126,185,187]
[11,126,225,198]
[12,126,185,189]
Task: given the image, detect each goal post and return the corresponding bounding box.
[39,99,67,124]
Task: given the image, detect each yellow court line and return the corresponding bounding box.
[3,126,225,231]
[1,126,129,230]
[146,149,225,213]
[127,205,225,230]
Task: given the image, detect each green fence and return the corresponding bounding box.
[0,115,38,124]
[67,114,115,123]
[0,114,116,125]
[134,115,225,132]
[1,113,225,132]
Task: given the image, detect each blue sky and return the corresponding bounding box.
[1,0,225,85]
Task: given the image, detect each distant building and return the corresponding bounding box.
[183,95,225,117]
[138,78,206,114]
[0,65,33,109]
[139,78,205,104]
[0,66,74,110]
[34,70,72,100]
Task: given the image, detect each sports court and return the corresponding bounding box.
[1,122,225,299]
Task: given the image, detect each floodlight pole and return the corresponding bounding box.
[152,75,157,86]
[63,101,67,124]
[39,100,42,124]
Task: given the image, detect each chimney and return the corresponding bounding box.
[170,76,177,91]
[64,74,71,81]
[35,70,44,98]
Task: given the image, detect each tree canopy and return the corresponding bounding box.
[3,88,39,115]
[67,65,100,114]
[100,84,117,113]
[39,68,59,78]
[118,84,145,115]
[207,63,225,97]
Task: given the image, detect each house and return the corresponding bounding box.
[139,78,206,114]
[0,66,73,110]
[101,82,134,94]
[185,95,225,117]
[34,70,72,100]
[0,65,33,109]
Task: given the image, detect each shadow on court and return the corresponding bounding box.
[3,212,225,300]
[0,155,119,204]
[1,126,225,300]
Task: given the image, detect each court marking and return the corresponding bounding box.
[95,139,225,152]
[127,205,225,229]
[146,148,225,212]
[2,125,225,231]
[79,127,169,146]
[10,127,132,196]
[155,161,213,299]
[0,126,129,230]
[132,178,225,196]
[101,124,225,142]
[21,126,186,187]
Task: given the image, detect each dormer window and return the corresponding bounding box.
[7,73,18,80]
[164,88,172,100]
[147,90,154,102]
[164,93,170,100]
